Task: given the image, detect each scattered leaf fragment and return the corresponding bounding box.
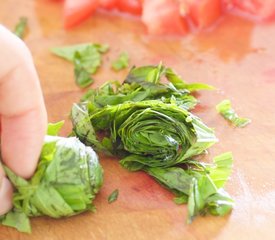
[216,99,251,127]
[51,43,109,87]
[112,52,129,71]
[74,51,94,88]
[108,189,119,203]
[14,17,28,39]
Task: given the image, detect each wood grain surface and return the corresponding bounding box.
[1,1,275,239]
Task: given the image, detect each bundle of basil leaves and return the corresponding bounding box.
[0,122,103,233]
[71,64,234,223]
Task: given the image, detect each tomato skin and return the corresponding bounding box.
[99,0,118,10]
[63,0,99,29]
[182,0,222,29]
[142,0,189,35]
[117,0,142,15]
[231,0,275,21]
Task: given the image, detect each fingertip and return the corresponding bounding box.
[0,177,13,215]
[0,25,32,78]
[0,24,48,180]
[1,107,47,179]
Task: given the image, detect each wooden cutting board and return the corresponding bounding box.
[1,1,275,239]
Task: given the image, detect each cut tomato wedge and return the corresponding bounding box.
[182,0,222,29]
[99,0,117,10]
[231,0,275,21]
[142,0,189,35]
[63,0,99,29]
[117,0,142,15]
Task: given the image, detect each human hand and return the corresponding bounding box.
[0,26,47,215]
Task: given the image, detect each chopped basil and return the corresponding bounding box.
[112,52,129,71]
[216,99,251,127]
[0,122,103,233]
[14,17,28,39]
[51,43,109,88]
[108,189,119,203]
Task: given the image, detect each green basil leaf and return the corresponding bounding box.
[165,68,215,92]
[112,52,129,71]
[1,125,104,233]
[74,51,94,88]
[145,152,233,223]
[1,211,31,233]
[216,99,251,127]
[14,17,28,39]
[108,189,119,203]
[51,43,109,88]
[73,100,217,167]
[47,121,65,136]
[173,195,188,205]
[51,43,109,62]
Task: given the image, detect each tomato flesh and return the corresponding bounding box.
[99,0,117,10]
[117,0,142,15]
[232,0,275,21]
[63,0,99,29]
[142,0,189,35]
[181,0,222,29]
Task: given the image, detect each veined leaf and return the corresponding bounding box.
[73,100,217,168]
[1,124,103,233]
[145,152,234,223]
[51,43,109,88]
[74,51,94,88]
[80,64,212,111]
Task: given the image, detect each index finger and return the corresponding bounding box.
[0,164,13,215]
[0,26,47,179]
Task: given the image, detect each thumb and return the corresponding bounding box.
[0,164,13,215]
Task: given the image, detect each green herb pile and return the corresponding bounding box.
[0,122,103,233]
[71,63,235,223]
[1,40,251,233]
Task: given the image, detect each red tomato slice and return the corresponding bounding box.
[63,0,99,29]
[99,0,118,10]
[231,0,275,21]
[142,0,189,35]
[117,0,142,15]
[182,0,222,29]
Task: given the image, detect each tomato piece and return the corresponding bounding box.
[142,0,189,35]
[99,0,118,10]
[221,0,233,9]
[183,0,222,29]
[117,0,142,15]
[231,0,275,21]
[63,0,99,29]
